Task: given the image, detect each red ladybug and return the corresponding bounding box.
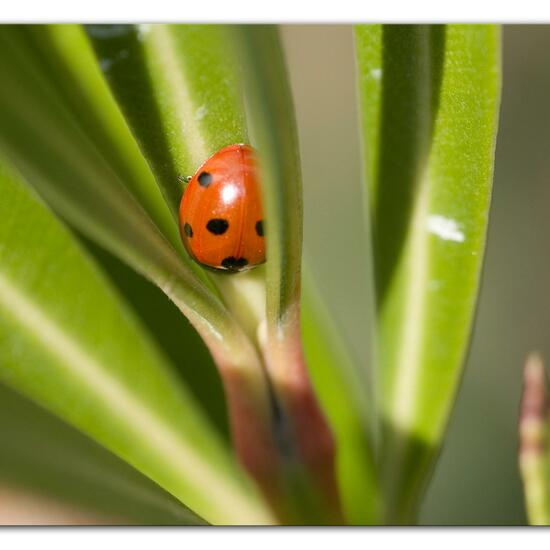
[178,144,266,272]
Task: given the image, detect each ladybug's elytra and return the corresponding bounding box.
[178,144,266,272]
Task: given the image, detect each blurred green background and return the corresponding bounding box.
[0,25,545,524]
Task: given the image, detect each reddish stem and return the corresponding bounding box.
[263,305,343,523]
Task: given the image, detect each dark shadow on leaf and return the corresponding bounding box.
[79,234,230,442]
[380,417,439,525]
[86,25,183,217]
[373,25,446,307]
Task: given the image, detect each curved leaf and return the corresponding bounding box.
[85,23,270,340]
[0,24,277,522]
[355,24,501,521]
[0,162,272,524]
[82,24,285,510]
[236,26,341,523]
[82,238,229,439]
[21,25,183,255]
[87,24,248,218]
[301,270,379,524]
[0,25,271,399]
[236,26,302,328]
[86,24,269,345]
[0,383,201,525]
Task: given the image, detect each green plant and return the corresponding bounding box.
[519,354,550,525]
[0,24,501,525]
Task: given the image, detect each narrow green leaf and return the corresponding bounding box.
[0,163,272,524]
[21,25,183,255]
[83,24,285,508]
[235,25,302,327]
[82,238,229,439]
[301,270,379,524]
[85,23,266,338]
[0,383,202,525]
[0,25,250,358]
[355,25,501,521]
[235,26,341,524]
[87,24,248,218]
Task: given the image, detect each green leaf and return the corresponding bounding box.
[235,26,342,524]
[87,24,248,218]
[0,163,272,524]
[86,23,269,349]
[22,25,183,254]
[83,24,283,508]
[519,353,550,526]
[81,237,229,439]
[0,382,202,525]
[0,24,254,364]
[301,270,379,524]
[235,25,302,327]
[84,23,267,341]
[355,24,501,521]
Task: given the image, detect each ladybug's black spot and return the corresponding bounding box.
[255,220,264,237]
[206,218,229,235]
[183,223,193,237]
[221,257,249,271]
[198,171,213,187]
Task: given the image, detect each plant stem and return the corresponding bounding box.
[519,353,550,525]
[235,25,343,523]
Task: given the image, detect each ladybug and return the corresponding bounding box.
[178,144,266,272]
